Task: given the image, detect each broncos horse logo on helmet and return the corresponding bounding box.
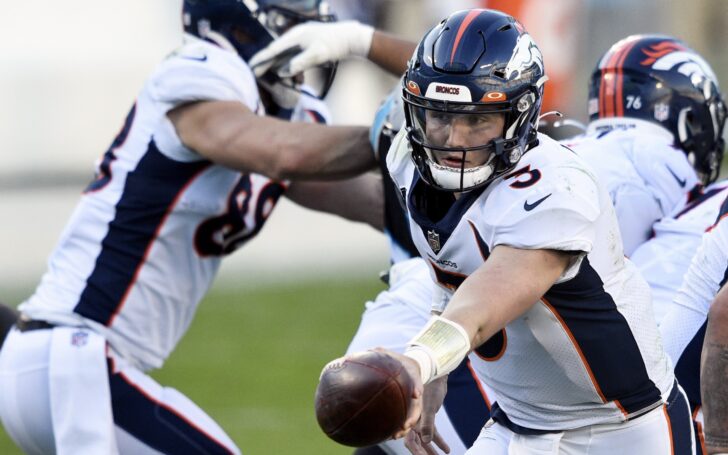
[589,34,727,184]
[402,9,547,192]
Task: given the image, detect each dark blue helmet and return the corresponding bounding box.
[589,34,727,184]
[183,0,334,62]
[402,9,546,192]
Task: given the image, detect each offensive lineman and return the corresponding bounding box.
[0,1,382,454]
[367,10,692,454]
[565,34,724,256]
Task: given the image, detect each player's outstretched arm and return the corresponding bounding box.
[701,284,728,454]
[402,247,571,385]
[394,246,571,450]
[249,21,415,78]
[168,100,376,181]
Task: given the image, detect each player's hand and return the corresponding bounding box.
[404,376,450,455]
[249,21,374,78]
[371,348,424,439]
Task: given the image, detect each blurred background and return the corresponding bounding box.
[1,0,727,453]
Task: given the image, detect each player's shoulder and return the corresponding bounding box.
[146,36,258,109]
[507,134,599,192]
[484,134,602,224]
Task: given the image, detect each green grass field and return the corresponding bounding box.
[0,276,386,455]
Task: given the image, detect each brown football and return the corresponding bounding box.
[314,350,414,447]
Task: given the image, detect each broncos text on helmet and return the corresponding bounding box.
[589,34,727,184]
[402,9,547,192]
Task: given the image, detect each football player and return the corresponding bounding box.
[589,36,727,455]
[697,213,728,454]
[646,189,728,455]
[564,35,725,256]
[0,1,383,454]
[336,9,692,454]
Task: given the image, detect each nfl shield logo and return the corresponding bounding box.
[427,230,441,253]
[71,331,89,347]
[654,103,670,122]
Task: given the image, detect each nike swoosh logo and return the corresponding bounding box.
[666,165,686,188]
[524,193,552,211]
[181,55,208,62]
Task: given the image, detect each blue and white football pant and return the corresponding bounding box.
[0,327,239,455]
[347,258,494,455]
[468,382,695,455]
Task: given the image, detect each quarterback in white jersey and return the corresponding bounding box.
[0,1,381,454]
[377,10,692,455]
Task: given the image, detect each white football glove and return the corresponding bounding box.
[249,20,374,78]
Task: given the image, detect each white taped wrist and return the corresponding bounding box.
[403,347,434,384]
[405,316,471,383]
[347,21,375,57]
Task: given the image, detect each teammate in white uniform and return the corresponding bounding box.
[694,211,728,453]
[376,10,691,454]
[0,1,383,454]
[589,36,728,455]
[563,34,726,256]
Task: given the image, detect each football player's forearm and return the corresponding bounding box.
[274,123,376,180]
[368,31,416,76]
[169,101,375,180]
[702,286,728,454]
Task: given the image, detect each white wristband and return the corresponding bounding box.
[404,316,471,384]
[403,347,435,384]
[349,21,375,57]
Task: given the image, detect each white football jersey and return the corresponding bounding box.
[19,35,330,372]
[387,131,674,431]
[565,118,700,256]
[631,180,728,323]
[655,186,728,409]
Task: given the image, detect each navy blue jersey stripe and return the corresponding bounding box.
[74,140,211,326]
[674,187,726,219]
[108,361,234,454]
[543,258,661,415]
[714,194,728,224]
[674,321,707,409]
[442,359,491,446]
[664,383,695,455]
